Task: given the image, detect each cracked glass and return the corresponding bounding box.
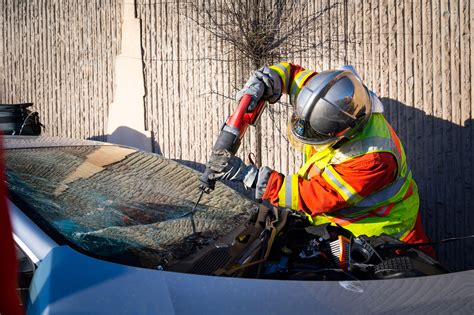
[6,145,257,269]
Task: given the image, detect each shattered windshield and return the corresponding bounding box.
[5,145,257,269]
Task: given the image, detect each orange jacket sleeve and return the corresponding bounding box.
[262,152,398,217]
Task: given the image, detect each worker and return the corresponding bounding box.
[207,62,433,255]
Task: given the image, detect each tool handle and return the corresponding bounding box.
[200,94,266,191]
[227,94,253,129]
[227,94,265,139]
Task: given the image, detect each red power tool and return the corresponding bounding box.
[199,94,266,191]
[186,95,266,234]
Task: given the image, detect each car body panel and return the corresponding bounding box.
[10,200,58,264]
[28,246,474,315]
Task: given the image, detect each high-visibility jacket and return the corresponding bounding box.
[303,114,417,239]
[264,62,421,241]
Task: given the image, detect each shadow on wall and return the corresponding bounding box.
[381,98,473,271]
[89,126,162,154]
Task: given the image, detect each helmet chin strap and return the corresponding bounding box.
[332,137,350,149]
[333,112,372,148]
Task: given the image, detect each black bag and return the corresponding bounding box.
[0,103,44,135]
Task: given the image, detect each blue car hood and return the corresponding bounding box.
[28,246,474,314]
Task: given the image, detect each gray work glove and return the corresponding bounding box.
[254,166,273,200]
[207,150,258,188]
[236,66,282,110]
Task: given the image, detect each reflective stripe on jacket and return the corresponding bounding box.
[269,62,316,105]
[276,113,420,240]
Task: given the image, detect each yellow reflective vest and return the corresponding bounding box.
[279,113,419,240]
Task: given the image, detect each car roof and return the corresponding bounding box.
[4,136,113,150]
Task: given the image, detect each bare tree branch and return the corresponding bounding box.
[180,0,340,68]
[177,0,341,163]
